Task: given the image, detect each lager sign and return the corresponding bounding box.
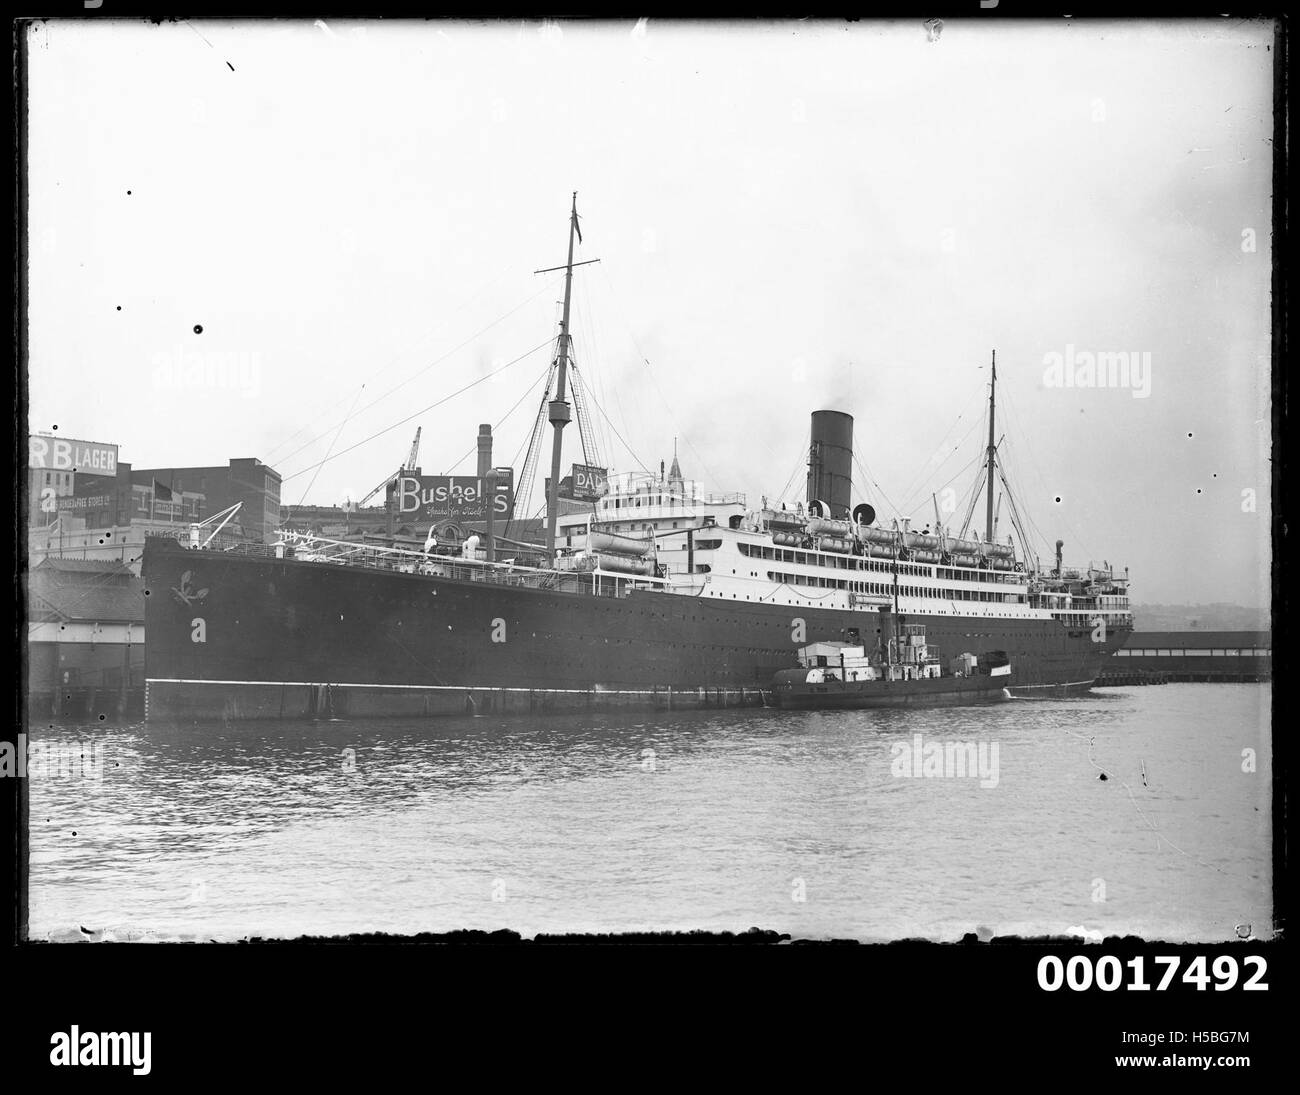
[568,463,608,502]
[29,436,119,474]
[392,473,514,522]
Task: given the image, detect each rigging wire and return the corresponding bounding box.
[853,451,906,525]
[439,359,556,475]
[996,436,1054,556]
[997,461,1045,570]
[996,393,1055,546]
[916,449,986,527]
[952,456,989,538]
[573,275,616,469]
[279,337,556,485]
[508,363,556,470]
[295,386,364,508]
[262,261,521,463]
[505,362,558,541]
[895,411,989,520]
[596,264,721,487]
[893,378,991,518]
[956,446,990,540]
[569,362,604,469]
[275,276,562,471]
[582,236,638,448]
[572,374,653,474]
[999,384,1098,562]
[957,398,991,539]
[772,441,810,505]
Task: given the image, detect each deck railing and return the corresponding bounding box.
[150,531,666,599]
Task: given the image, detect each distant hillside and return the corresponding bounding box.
[1132,603,1271,632]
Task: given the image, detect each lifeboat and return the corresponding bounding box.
[816,536,853,554]
[766,509,806,530]
[589,529,653,557]
[808,516,853,538]
[593,552,656,575]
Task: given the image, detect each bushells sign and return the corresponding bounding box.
[390,472,515,522]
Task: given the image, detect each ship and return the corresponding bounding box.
[771,624,1011,709]
[142,195,1133,722]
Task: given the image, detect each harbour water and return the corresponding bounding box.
[25,684,1271,942]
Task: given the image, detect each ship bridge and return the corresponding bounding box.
[556,465,746,552]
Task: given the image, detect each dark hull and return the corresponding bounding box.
[142,539,1129,721]
[772,670,1010,709]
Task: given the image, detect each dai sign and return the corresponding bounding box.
[391,474,514,522]
[29,436,119,474]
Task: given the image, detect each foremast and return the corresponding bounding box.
[544,194,579,554]
[538,193,601,555]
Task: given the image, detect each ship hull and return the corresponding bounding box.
[772,671,1011,709]
[142,539,1129,721]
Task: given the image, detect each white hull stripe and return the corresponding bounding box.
[148,675,1087,694]
[146,678,765,697]
[1009,678,1096,690]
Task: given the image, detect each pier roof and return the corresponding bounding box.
[27,565,145,624]
[1125,630,1270,649]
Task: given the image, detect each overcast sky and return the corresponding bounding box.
[25,18,1273,607]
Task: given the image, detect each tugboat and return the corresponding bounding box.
[771,616,1011,709]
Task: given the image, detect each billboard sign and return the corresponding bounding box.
[567,464,608,502]
[391,471,514,522]
[29,436,119,474]
[57,487,115,513]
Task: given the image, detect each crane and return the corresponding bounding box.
[406,426,422,472]
[357,427,422,509]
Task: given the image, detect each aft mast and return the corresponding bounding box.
[985,349,997,544]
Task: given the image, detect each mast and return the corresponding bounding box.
[545,193,580,555]
[890,523,902,667]
[984,349,997,544]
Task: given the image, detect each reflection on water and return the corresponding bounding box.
[26,685,1271,942]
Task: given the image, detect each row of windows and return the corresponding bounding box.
[740,542,933,578]
[1116,648,1269,657]
[565,520,688,537]
[765,571,1026,603]
[604,494,685,509]
[934,566,1023,586]
[739,542,1026,586]
[134,496,201,517]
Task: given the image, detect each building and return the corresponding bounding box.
[281,503,389,538]
[28,439,284,573]
[27,434,118,529]
[27,557,146,718]
[1103,631,1271,683]
[131,458,282,542]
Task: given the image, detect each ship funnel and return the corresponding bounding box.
[477,424,493,478]
[807,410,854,520]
